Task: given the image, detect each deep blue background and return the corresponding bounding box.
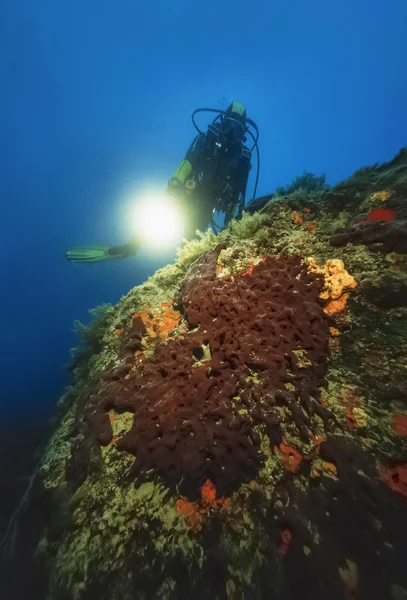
[1,0,407,424]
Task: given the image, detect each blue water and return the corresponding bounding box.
[1,0,406,427]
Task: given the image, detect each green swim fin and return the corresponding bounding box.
[65,245,115,263]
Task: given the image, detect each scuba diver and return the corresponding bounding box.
[65,102,260,263]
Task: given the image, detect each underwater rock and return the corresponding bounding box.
[275,436,407,600]
[379,464,407,499]
[66,425,103,488]
[362,274,407,308]
[330,219,407,254]
[5,148,407,600]
[245,192,273,214]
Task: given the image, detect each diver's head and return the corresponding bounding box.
[221,101,247,141]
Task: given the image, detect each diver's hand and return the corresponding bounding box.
[166,178,184,194]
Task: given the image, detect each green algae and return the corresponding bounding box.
[358,189,393,215]
[40,207,387,597]
[109,410,134,438]
[257,433,283,491]
[292,349,313,369]
[220,520,272,593]
[40,405,76,491]
[42,444,202,599]
[336,147,407,188]
[13,149,407,599]
[70,229,220,385]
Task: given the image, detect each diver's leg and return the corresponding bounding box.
[66,236,141,263]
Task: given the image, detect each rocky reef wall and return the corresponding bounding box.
[2,149,407,600]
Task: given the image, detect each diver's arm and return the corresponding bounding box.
[166,133,206,193]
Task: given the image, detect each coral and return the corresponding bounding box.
[292,212,304,225]
[176,479,229,533]
[86,255,332,495]
[11,147,407,600]
[357,189,394,217]
[379,464,407,499]
[357,207,396,225]
[84,230,220,374]
[366,207,395,222]
[370,190,392,202]
[279,441,302,473]
[308,259,357,300]
[133,301,182,341]
[241,261,255,276]
[323,294,349,315]
[307,258,357,314]
[201,479,229,509]
[175,498,204,533]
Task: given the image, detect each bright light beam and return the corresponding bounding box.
[128,193,185,249]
